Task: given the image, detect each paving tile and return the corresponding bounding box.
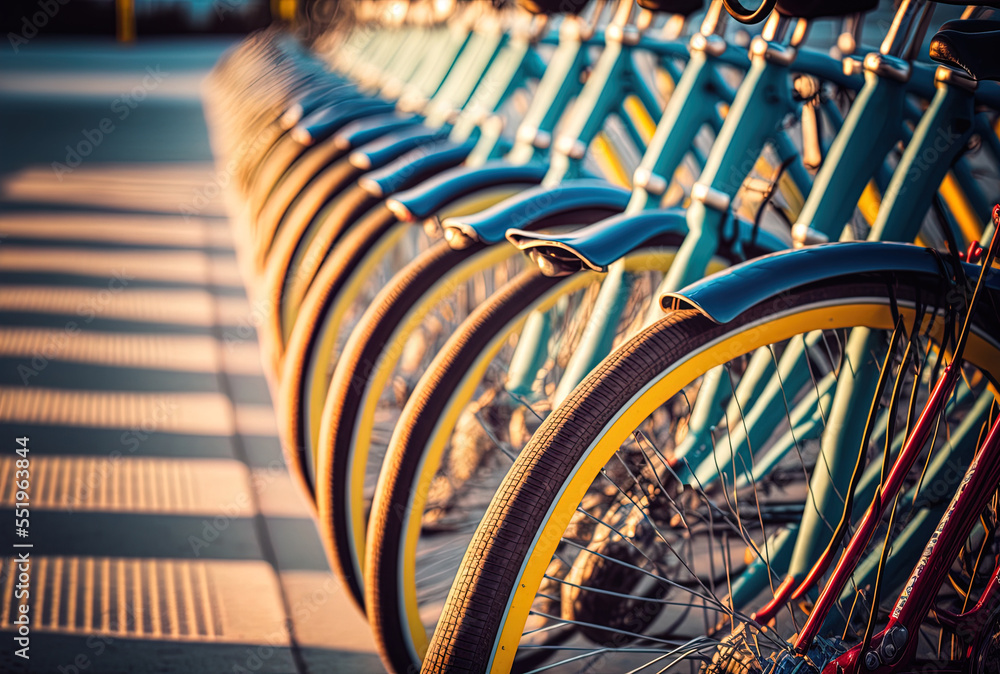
[0,556,290,643]
[0,456,253,516]
[0,387,235,436]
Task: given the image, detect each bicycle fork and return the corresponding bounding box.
[774,210,1000,673]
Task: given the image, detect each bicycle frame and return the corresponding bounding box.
[534,13,860,404]
[664,42,997,611]
[800,217,1000,672]
[520,6,1000,626]
[805,367,1000,672]
[759,66,985,618]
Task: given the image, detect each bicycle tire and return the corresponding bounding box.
[423,276,1000,673]
[365,254,682,672]
[253,155,367,272]
[260,183,381,376]
[246,129,312,217]
[251,131,355,244]
[277,200,404,503]
[364,234,781,672]
[316,237,509,608]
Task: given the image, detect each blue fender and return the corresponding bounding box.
[359,139,477,197]
[330,113,422,152]
[292,100,397,144]
[441,180,632,248]
[661,242,980,324]
[349,125,450,169]
[507,209,789,274]
[282,84,362,128]
[386,161,551,221]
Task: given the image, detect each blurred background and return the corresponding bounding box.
[0,1,382,672]
[3,0,277,36]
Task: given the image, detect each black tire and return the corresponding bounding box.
[366,267,563,672]
[422,275,1000,673]
[277,200,403,504]
[364,236,739,673]
[253,154,367,271]
[250,130,353,235]
[260,183,382,376]
[246,128,310,217]
[307,200,627,611]
[318,238,493,611]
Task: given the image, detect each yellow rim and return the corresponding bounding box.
[305,222,411,458]
[938,171,983,246]
[396,250,723,659]
[435,185,526,220]
[488,302,1000,671]
[591,133,632,189]
[623,95,657,147]
[329,242,523,589]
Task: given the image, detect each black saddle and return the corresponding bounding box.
[516,0,703,15]
[930,18,1000,82]
[775,0,878,19]
[634,0,704,15]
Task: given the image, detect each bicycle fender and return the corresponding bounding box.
[662,242,952,323]
[442,180,631,246]
[282,83,360,128]
[507,209,787,274]
[348,125,446,169]
[386,161,550,221]
[359,139,477,197]
[293,100,398,144]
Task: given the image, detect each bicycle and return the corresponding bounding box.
[279,0,720,507]
[421,9,1000,672]
[354,2,1000,671]
[311,0,853,644]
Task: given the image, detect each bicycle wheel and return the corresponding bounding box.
[276,183,542,502]
[364,243,723,673]
[361,217,799,672]
[310,192,635,595]
[423,272,1000,673]
[276,202,432,500]
[251,130,358,253]
[253,153,369,273]
[258,181,383,376]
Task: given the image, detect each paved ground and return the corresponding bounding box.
[0,39,382,673]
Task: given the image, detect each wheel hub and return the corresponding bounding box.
[971,606,1000,674]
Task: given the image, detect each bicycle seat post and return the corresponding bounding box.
[604,0,639,44]
[880,0,928,57]
[835,12,863,57]
[901,1,936,62]
[697,0,728,38]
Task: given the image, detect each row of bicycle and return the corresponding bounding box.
[204,0,1000,671]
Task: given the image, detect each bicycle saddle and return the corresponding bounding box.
[930,19,1000,82]
[774,0,877,18]
[515,0,588,15]
[634,0,703,15]
[516,0,703,14]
